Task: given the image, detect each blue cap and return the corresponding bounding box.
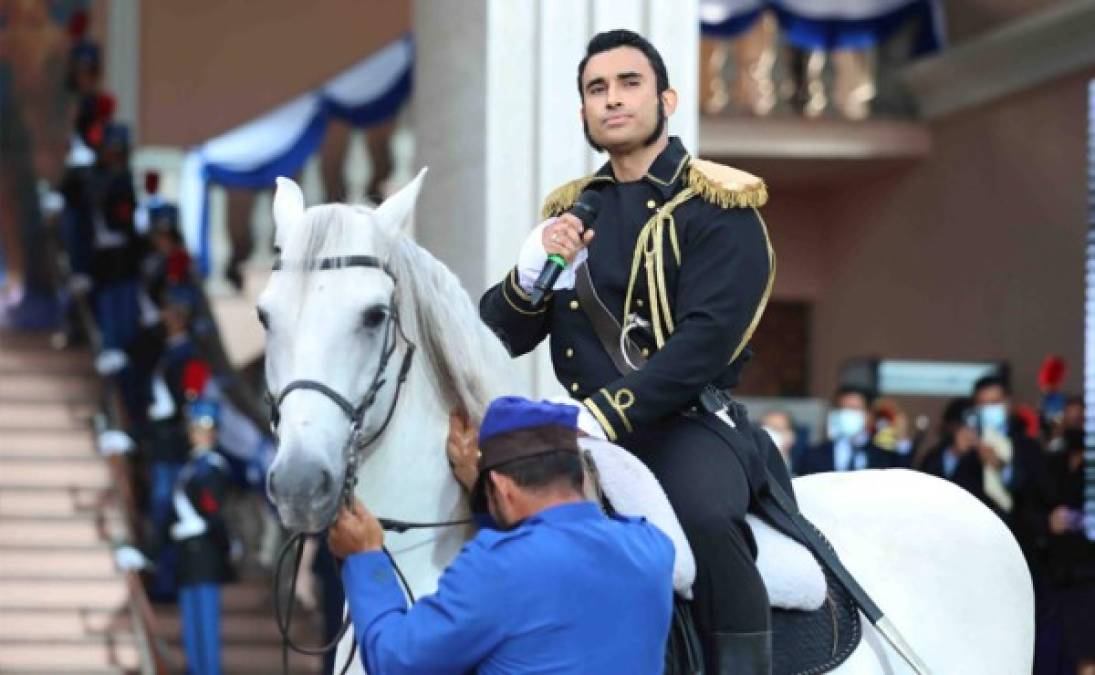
[471,397,581,513]
[187,398,220,428]
[102,123,130,149]
[70,41,101,67]
[149,204,179,230]
[478,396,579,446]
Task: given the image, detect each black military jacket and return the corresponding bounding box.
[480,137,774,443]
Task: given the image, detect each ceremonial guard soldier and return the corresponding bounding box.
[173,399,235,675]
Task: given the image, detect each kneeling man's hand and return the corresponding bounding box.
[329,498,384,558]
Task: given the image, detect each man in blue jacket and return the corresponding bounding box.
[328,396,675,674]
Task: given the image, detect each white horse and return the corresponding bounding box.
[259,172,1034,674]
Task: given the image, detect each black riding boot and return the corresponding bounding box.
[713,630,772,675]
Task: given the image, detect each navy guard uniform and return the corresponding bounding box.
[340,397,675,675]
[171,399,234,675]
[480,137,784,669]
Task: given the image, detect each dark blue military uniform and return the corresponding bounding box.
[480,137,782,662]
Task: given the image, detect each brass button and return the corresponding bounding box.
[635,298,644,308]
[569,300,579,310]
[570,382,580,393]
[642,348,650,357]
[565,347,575,358]
[646,199,657,209]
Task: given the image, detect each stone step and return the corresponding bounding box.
[0,401,95,431]
[0,518,108,548]
[0,334,92,374]
[0,609,123,641]
[0,429,97,458]
[0,372,100,402]
[0,486,113,518]
[0,579,129,611]
[0,642,138,673]
[0,459,112,490]
[164,641,322,674]
[0,547,118,579]
[153,608,323,645]
[0,488,117,518]
[0,348,94,375]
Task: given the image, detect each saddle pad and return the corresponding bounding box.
[579,436,828,610]
[579,437,696,598]
[772,522,863,675]
[747,514,827,611]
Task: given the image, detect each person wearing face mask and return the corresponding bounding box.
[918,397,990,503]
[759,409,798,471]
[969,375,1051,581]
[327,397,675,675]
[797,386,899,475]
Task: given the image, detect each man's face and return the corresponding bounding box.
[836,392,868,413]
[579,46,671,153]
[188,423,216,450]
[486,473,517,529]
[973,384,1007,408]
[1063,401,1083,429]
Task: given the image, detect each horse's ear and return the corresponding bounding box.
[374,168,427,235]
[272,177,306,234]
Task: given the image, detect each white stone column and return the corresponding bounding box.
[105,0,141,140]
[415,0,698,396]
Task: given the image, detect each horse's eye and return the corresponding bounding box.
[257,307,270,330]
[362,307,388,330]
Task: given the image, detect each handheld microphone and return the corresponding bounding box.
[530,190,602,308]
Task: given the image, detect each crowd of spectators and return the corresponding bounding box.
[760,368,1093,675]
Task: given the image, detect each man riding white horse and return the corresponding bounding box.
[480,29,792,674]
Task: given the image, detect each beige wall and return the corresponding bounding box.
[945,0,1063,44]
[138,0,410,145]
[797,69,1093,415]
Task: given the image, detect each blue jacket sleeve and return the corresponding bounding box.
[341,543,509,675]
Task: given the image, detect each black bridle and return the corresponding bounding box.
[265,254,470,675]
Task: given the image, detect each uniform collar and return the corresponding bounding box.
[525,500,602,526]
[594,136,691,198]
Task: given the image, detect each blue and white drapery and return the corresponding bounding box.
[700,0,944,55]
[180,35,413,276]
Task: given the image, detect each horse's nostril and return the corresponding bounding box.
[319,469,333,495]
[268,471,279,499]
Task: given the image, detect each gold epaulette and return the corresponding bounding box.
[686,159,768,209]
[540,176,595,219]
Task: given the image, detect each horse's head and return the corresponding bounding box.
[260,170,426,532]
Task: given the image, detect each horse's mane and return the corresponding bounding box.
[387,234,515,424]
[294,203,515,425]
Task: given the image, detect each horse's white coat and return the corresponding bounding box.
[262,177,1034,675]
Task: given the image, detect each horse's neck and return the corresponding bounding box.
[353,354,468,594]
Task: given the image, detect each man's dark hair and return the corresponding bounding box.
[577,30,670,152]
[942,397,973,427]
[972,374,1011,397]
[489,449,584,495]
[576,30,670,99]
[833,384,874,406]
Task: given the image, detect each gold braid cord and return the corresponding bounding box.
[539,158,772,356]
[623,188,697,349]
